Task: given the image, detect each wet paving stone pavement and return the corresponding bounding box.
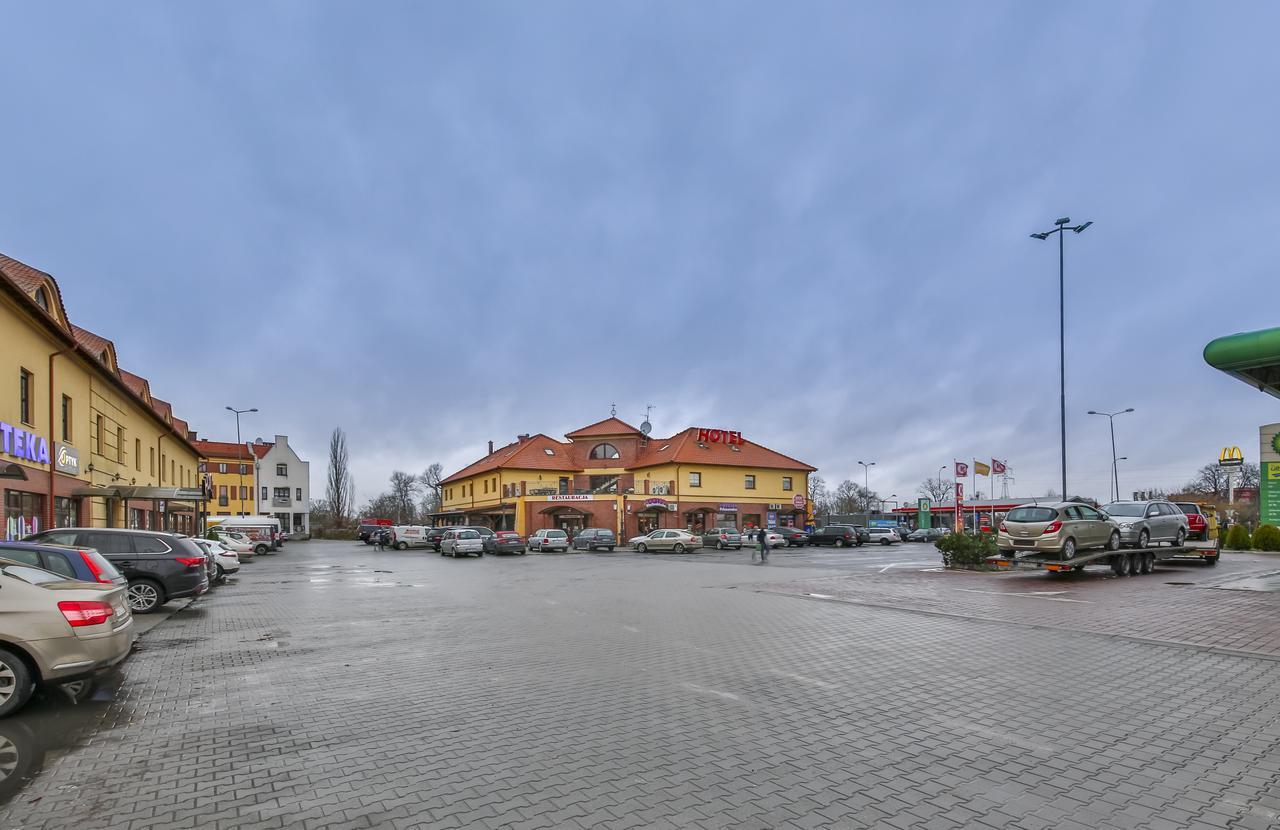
[3,540,1279,829]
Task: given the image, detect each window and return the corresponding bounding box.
[117,427,124,462]
[240,464,249,475]
[744,475,756,490]
[558,477,570,495]
[136,439,142,471]
[241,486,249,500]
[19,369,32,424]
[276,463,288,476]
[218,463,227,474]
[170,459,175,483]
[589,475,619,494]
[61,395,72,442]
[261,487,268,501]
[34,286,49,311]
[149,447,155,475]
[782,476,792,491]
[296,488,303,501]
[94,414,104,455]
[590,443,620,460]
[218,486,228,507]
[198,461,207,473]
[4,492,44,540]
[133,536,172,553]
[274,487,289,501]
[483,479,489,494]
[689,472,702,487]
[543,448,554,456]
[54,496,76,527]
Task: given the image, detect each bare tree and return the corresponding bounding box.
[419,463,444,516]
[1238,462,1260,489]
[917,477,952,504]
[388,471,421,524]
[325,428,355,527]
[808,475,830,516]
[830,480,881,514]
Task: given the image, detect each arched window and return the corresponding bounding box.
[34,286,49,311]
[590,443,620,460]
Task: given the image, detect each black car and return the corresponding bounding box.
[0,541,127,588]
[357,523,388,544]
[425,526,459,551]
[463,526,499,553]
[493,531,526,554]
[808,525,863,547]
[772,527,809,547]
[572,528,617,552]
[26,528,209,614]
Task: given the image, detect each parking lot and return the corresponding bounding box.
[3,539,1279,829]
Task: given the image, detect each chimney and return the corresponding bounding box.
[488,440,495,455]
[517,434,530,442]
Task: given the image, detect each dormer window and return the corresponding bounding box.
[100,350,110,364]
[543,448,555,455]
[34,286,49,311]
[590,443,620,460]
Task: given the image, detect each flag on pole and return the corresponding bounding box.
[992,459,1007,474]
[954,461,969,477]
[974,460,991,476]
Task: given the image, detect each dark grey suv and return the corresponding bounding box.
[27,528,209,614]
[572,528,617,551]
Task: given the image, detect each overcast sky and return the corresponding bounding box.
[3,2,1278,506]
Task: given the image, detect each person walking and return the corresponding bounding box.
[375,527,389,551]
[757,526,770,564]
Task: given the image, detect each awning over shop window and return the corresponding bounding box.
[539,505,589,516]
[71,485,207,500]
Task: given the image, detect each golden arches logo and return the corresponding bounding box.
[1219,446,1243,465]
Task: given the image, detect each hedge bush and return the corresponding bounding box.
[1251,524,1280,552]
[1224,524,1251,551]
[936,531,999,569]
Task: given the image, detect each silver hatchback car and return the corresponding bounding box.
[1101,500,1189,549]
[997,501,1121,559]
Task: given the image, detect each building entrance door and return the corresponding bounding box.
[556,516,584,536]
[637,513,659,535]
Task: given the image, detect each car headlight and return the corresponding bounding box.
[1119,522,1132,529]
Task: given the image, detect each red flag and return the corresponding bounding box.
[955,461,969,477]
[992,459,1007,474]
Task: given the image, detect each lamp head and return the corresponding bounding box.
[1055,217,1070,226]
[1123,407,1134,413]
[249,408,259,413]
[225,406,233,412]
[1030,232,1049,240]
[1087,410,1098,415]
[1073,221,1093,233]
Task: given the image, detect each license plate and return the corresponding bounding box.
[1014,540,1035,547]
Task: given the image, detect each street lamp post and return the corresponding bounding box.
[226,406,258,516]
[1113,456,1128,501]
[1031,217,1093,498]
[857,460,875,493]
[1087,408,1134,502]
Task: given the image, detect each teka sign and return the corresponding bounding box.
[0,421,50,466]
[696,428,744,446]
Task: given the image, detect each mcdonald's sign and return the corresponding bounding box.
[1219,446,1244,468]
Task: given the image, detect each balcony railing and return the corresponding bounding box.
[271,497,292,507]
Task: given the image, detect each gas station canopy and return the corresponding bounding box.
[1204,326,1280,398]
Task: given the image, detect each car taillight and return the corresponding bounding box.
[58,600,114,627]
[1042,521,1062,535]
[80,551,114,584]
[998,522,1007,533]
[176,556,205,567]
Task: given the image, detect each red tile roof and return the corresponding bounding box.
[441,434,580,484]
[150,396,173,424]
[251,443,273,459]
[193,439,256,460]
[564,417,644,439]
[70,325,118,371]
[118,369,151,400]
[0,253,71,332]
[634,428,815,471]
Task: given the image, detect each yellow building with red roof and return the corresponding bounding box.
[437,417,815,538]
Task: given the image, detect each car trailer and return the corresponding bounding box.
[988,538,1222,576]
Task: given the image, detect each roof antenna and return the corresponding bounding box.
[640,404,655,436]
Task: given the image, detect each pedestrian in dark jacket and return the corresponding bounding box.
[757,527,770,563]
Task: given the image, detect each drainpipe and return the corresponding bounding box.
[47,351,63,529]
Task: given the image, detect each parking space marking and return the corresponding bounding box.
[955,588,1091,603]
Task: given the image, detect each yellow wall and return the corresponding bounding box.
[202,453,257,516]
[1,290,200,529]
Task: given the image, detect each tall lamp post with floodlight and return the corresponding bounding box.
[1031,216,1093,498]
[226,405,258,516]
[858,460,875,493]
[1113,457,1128,501]
[1087,408,1134,503]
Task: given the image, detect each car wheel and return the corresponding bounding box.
[255,544,270,555]
[879,539,890,546]
[674,543,686,553]
[1143,552,1156,574]
[855,539,864,547]
[1111,554,1130,577]
[1107,532,1120,551]
[1174,528,1186,547]
[1137,529,1149,550]
[0,648,35,718]
[215,564,225,581]
[477,551,484,557]
[716,541,724,550]
[1061,538,1076,560]
[834,539,845,548]
[636,543,647,553]
[127,579,165,614]
[396,542,408,551]
[1205,554,1219,566]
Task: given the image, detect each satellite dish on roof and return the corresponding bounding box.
[640,421,652,435]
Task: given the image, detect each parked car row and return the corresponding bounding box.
[996,499,1193,559]
[1,524,265,718]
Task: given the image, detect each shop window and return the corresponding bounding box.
[4,491,45,540]
[689,472,702,488]
[782,476,793,491]
[590,443,620,460]
[19,369,33,425]
[276,463,288,477]
[745,475,756,490]
[54,497,77,528]
[61,395,72,442]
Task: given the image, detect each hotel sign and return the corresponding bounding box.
[0,421,51,465]
[54,442,80,475]
[696,428,744,445]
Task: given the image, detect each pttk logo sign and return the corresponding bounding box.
[697,428,744,445]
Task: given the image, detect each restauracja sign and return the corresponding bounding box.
[0,421,50,465]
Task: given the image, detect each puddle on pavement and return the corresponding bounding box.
[0,672,122,806]
[1202,570,1280,592]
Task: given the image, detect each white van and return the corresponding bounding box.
[389,525,433,550]
[207,516,282,550]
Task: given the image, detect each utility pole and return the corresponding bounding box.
[226,405,257,516]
